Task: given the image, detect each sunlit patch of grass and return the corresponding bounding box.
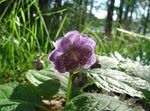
[0,0,66,83]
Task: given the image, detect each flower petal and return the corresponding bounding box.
[79,35,96,48]
[55,57,66,73]
[48,30,97,73]
[60,37,72,51]
[53,37,63,49]
[48,50,64,61]
[65,30,80,38]
[79,45,93,59]
[83,54,96,68]
[65,30,81,45]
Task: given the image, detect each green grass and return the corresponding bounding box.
[0,0,66,83]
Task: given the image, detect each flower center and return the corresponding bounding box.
[57,46,92,72]
[68,50,79,61]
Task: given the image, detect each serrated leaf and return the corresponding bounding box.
[0,82,48,111]
[65,93,144,111]
[86,68,150,98]
[97,56,119,69]
[26,69,68,95]
[119,62,150,83]
[97,53,150,83]
[91,52,150,104]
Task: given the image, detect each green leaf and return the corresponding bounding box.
[142,90,150,102]
[95,52,150,98]
[97,52,150,82]
[0,77,61,111]
[0,82,48,111]
[65,93,144,111]
[97,56,119,69]
[119,62,150,83]
[37,79,61,98]
[26,69,68,95]
[87,68,150,98]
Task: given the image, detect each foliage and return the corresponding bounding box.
[0,82,58,111]
[0,53,150,110]
[0,0,150,83]
[0,0,67,83]
[0,0,150,110]
[26,68,68,95]
[65,93,144,111]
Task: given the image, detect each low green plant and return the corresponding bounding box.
[0,0,66,83]
[0,52,150,110]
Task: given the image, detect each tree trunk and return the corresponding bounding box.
[123,1,132,30]
[39,0,49,12]
[55,0,62,9]
[80,0,88,29]
[90,0,94,18]
[50,0,62,39]
[129,8,134,21]
[54,0,62,22]
[129,0,136,21]
[78,0,83,30]
[143,3,150,34]
[105,0,115,35]
[124,2,130,21]
[118,0,124,25]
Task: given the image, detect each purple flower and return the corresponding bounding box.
[48,30,96,73]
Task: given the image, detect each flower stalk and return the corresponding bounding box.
[66,73,72,104]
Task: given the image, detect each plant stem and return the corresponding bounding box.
[66,73,72,104]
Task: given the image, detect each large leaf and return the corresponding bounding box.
[97,52,150,82]
[26,69,83,99]
[119,62,150,83]
[97,56,119,69]
[37,79,61,98]
[65,93,144,111]
[0,82,48,111]
[26,69,68,95]
[0,77,61,111]
[87,68,150,98]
